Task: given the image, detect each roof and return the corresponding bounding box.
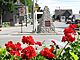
[55,9,72,16]
[14,0,24,6]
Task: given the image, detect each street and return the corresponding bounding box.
[0,34,67,48]
[0,21,68,48]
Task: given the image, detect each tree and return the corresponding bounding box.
[0,0,15,26]
[20,0,33,12]
[0,0,15,14]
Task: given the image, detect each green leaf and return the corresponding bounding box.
[56,49,63,56]
[8,55,14,60]
[0,48,7,55]
[69,51,79,60]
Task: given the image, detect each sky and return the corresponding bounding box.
[37,0,80,15]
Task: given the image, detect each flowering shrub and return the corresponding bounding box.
[22,36,35,45]
[62,24,76,42]
[69,24,77,29]
[62,33,75,42]
[1,24,80,60]
[5,41,22,57]
[40,47,55,58]
[21,46,36,59]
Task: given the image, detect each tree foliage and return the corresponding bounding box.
[0,0,33,15]
[20,0,33,12]
[0,0,14,15]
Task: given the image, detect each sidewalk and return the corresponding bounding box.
[0,23,33,35]
[0,21,68,35]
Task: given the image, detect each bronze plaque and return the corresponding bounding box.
[45,21,51,27]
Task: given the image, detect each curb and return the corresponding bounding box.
[10,32,64,35]
[10,32,57,35]
[0,32,64,35]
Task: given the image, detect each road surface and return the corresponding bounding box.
[0,21,68,48]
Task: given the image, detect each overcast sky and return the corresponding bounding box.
[37,0,80,15]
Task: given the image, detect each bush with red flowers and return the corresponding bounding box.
[62,24,77,43]
[5,41,22,57]
[69,24,77,29]
[0,24,79,60]
[21,46,36,59]
[40,47,55,58]
[22,36,35,45]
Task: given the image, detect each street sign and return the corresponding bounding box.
[19,7,25,16]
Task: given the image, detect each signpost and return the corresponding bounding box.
[35,12,43,32]
[24,0,27,27]
[19,16,24,33]
[19,7,25,33]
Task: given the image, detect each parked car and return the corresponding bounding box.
[75,20,80,24]
[66,19,80,24]
[66,20,72,24]
[66,21,77,24]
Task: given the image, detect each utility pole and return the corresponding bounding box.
[24,0,27,26]
[33,0,36,32]
[59,6,61,22]
[33,0,38,33]
[1,14,2,26]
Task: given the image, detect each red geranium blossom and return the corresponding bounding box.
[35,41,42,46]
[5,41,22,51]
[22,36,35,45]
[5,41,15,51]
[40,48,55,58]
[62,24,76,43]
[15,42,22,51]
[51,40,56,45]
[5,41,22,57]
[49,46,54,52]
[21,46,36,59]
[69,24,77,29]
[9,50,20,56]
[62,34,75,42]
[64,28,75,34]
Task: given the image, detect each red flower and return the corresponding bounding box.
[62,25,76,43]
[5,41,22,57]
[15,42,22,51]
[22,36,26,44]
[5,41,22,51]
[49,46,54,52]
[5,41,15,51]
[21,46,36,59]
[35,41,42,46]
[51,40,56,45]
[64,28,74,34]
[9,50,20,56]
[62,34,75,42]
[69,24,77,29]
[40,48,55,58]
[22,36,35,45]
[5,41,13,48]
[64,27,76,36]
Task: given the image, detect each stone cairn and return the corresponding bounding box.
[38,6,55,33]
